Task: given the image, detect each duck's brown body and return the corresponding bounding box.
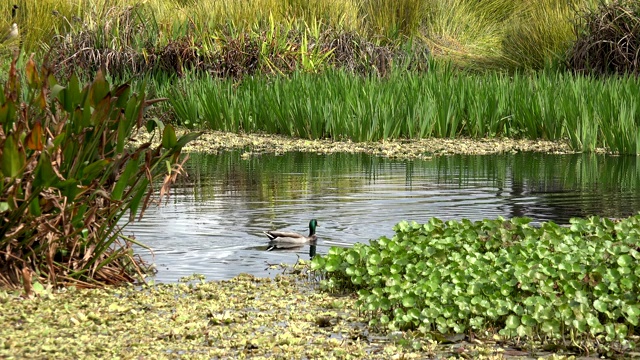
[264,219,318,244]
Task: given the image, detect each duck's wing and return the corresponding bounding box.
[263,230,305,241]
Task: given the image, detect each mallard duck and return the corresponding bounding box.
[2,5,19,43]
[263,219,318,244]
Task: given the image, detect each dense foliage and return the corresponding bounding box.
[1,0,602,73]
[0,57,200,287]
[160,67,640,154]
[48,8,430,80]
[312,216,640,351]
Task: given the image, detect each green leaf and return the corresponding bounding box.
[113,83,131,109]
[586,314,601,328]
[500,284,512,296]
[521,314,537,327]
[402,295,416,308]
[33,153,58,189]
[2,134,25,178]
[617,254,633,267]
[173,131,203,151]
[505,315,520,329]
[324,258,341,272]
[29,197,41,216]
[310,256,325,270]
[162,124,177,149]
[0,103,9,125]
[390,264,402,274]
[593,299,608,313]
[51,83,65,101]
[572,318,587,332]
[407,308,421,319]
[80,159,111,184]
[112,159,140,201]
[368,254,382,265]
[65,74,82,111]
[117,112,129,153]
[90,68,110,107]
[627,305,640,316]
[32,281,45,294]
[345,250,359,265]
[146,118,163,133]
[58,179,80,202]
[128,178,149,221]
[541,320,560,335]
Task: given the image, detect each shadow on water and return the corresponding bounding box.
[124,151,640,282]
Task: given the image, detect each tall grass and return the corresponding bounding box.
[498,0,601,70]
[1,0,600,71]
[155,65,640,154]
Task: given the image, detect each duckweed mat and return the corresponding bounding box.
[0,273,428,359]
[1,272,627,359]
[132,130,577,159]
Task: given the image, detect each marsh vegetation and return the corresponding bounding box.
[1,0,639,155]
[1,0,640,357]
[0,58,199,287]
[312,216,640,356]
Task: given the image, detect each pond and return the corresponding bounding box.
[124,151,640,282]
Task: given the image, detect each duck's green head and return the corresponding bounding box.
[309,219,318,235]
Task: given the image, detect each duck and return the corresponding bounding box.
[2,5,19,43]
[263,219,318,244]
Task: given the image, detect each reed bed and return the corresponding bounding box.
[156,66,640,154]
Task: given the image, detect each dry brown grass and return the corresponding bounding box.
[568,0,640,75]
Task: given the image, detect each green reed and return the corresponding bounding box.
[155,66,640,154]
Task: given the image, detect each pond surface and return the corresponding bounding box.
[124,151,640,282]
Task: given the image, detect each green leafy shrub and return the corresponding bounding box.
[0,56,200,287]
[312,215,640,349]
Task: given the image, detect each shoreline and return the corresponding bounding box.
[132,129,584,159]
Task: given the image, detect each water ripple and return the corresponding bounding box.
[124,151,640,282]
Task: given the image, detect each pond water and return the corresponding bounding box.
[124,151,640,282]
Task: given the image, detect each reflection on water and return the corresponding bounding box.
[123,151,640,282]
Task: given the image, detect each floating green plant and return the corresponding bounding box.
[312,215,640,352]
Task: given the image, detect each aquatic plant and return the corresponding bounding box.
[159,66,640,154]
[0,56,200,287]
[312,215,640,352]
[0,273,455,358]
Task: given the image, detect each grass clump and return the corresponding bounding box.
[45,4,429,80]
[0,0,610,73]
[312,215,640,355]
[568,0,640,75]
[0,56,200,288]
[499,0,579,70]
